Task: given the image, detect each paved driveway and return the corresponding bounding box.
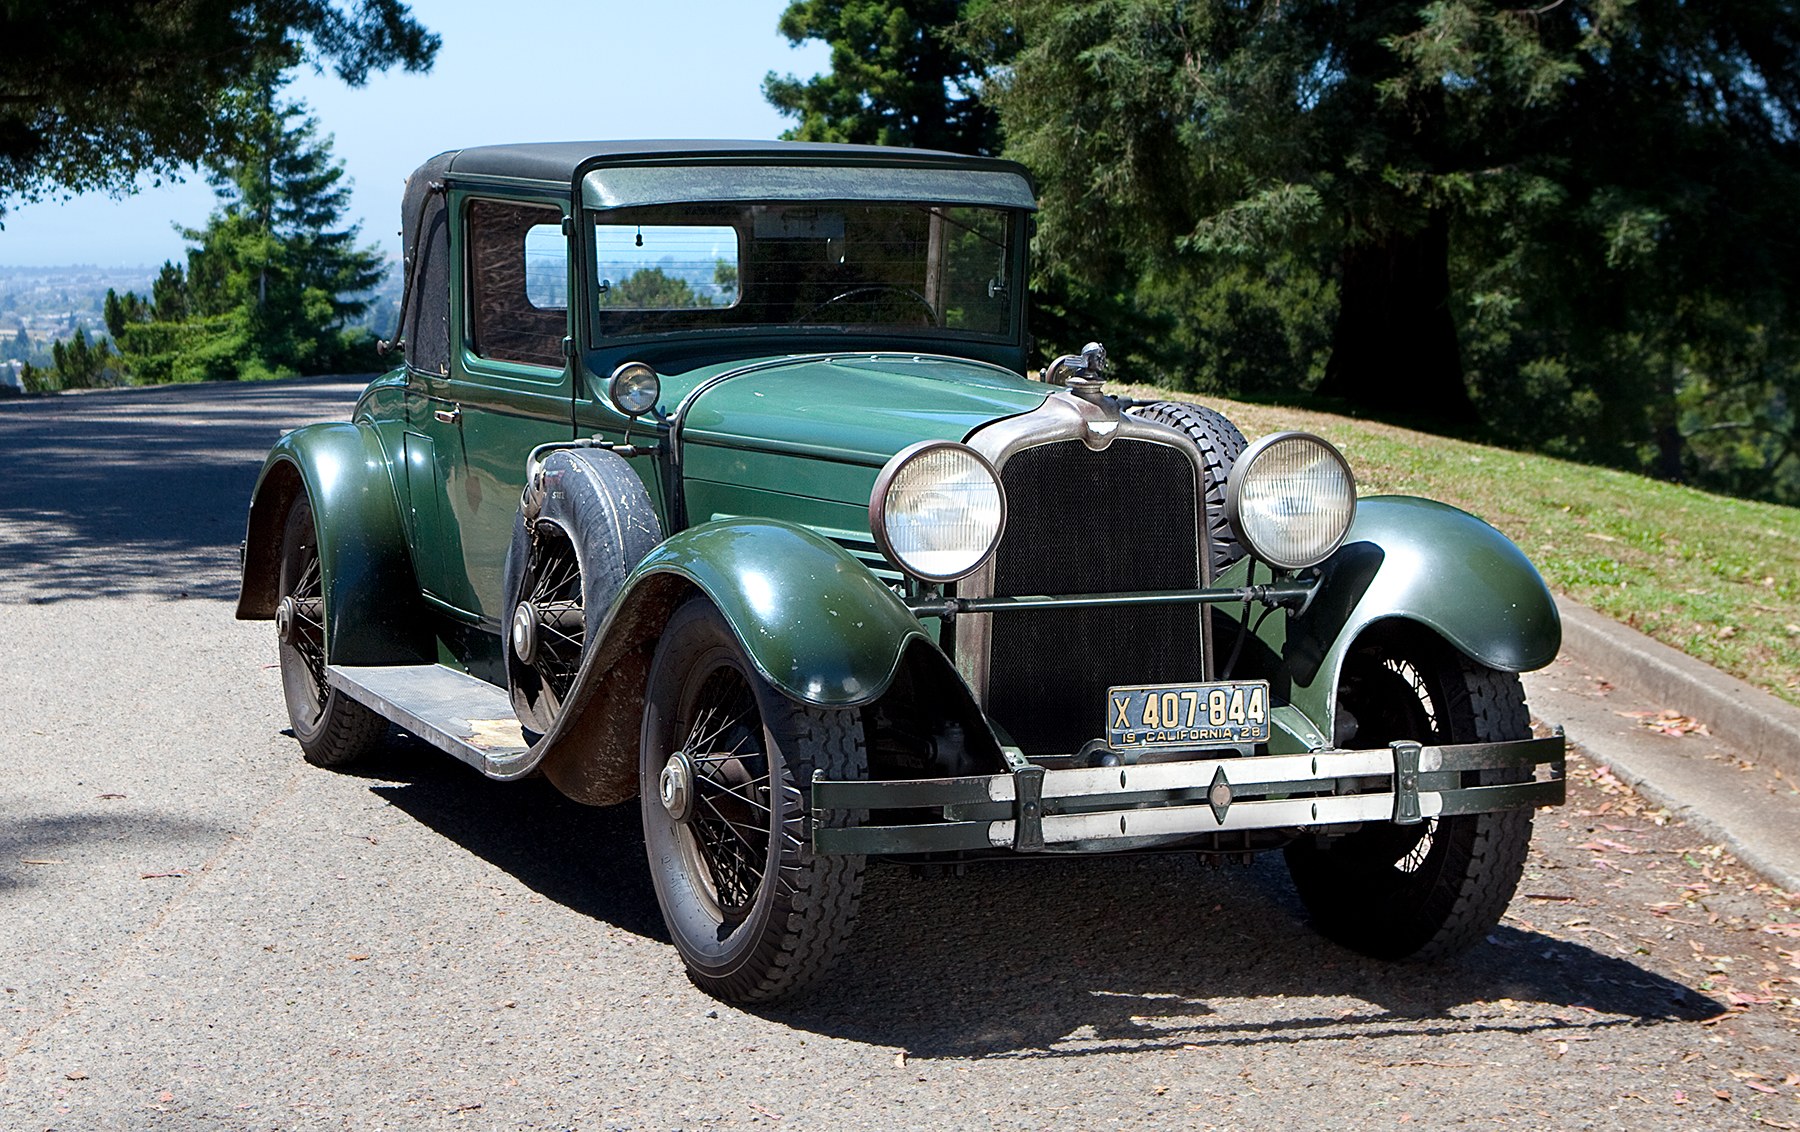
[1,378,1795,1129]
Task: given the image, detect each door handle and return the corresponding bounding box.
[433,406,461,425]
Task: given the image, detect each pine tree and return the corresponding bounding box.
[150,261,188,322]
[119,65,386,381]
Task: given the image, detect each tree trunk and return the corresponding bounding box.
[1317,211,1477,427]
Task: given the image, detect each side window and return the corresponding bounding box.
[467,199,566,369]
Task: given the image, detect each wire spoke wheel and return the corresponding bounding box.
[641,596,866,1003]
[509,521,585,725]
[674,665,771,922]
[275,494,386,767]
[1284,634,1535,960]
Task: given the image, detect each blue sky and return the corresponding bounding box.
[0,1,830,267]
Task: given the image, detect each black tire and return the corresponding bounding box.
[276,495,388,767]
[1125,400,1249,570]
[503,449,662,734]
[640,596,866,1003]
[1284,637,1534,960]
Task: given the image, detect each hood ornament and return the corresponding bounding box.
[1044,341,1109,403]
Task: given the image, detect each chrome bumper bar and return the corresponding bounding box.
[811,735,1565,855]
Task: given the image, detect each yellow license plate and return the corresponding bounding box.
[1106,680,1271,749]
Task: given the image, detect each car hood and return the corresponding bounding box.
[676,353,1049,465]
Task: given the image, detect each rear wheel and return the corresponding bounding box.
[1284,637,1534,960]
[275,495,387,767]
[640,597,866,1003]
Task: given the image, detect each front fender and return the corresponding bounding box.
[235,422,428,667]
[620,518,929,707]
[1233,496,1560,742]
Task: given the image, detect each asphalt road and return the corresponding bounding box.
[2,377,1798,1130]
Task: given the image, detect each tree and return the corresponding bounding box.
[113,69,386,381]
[45,327,117,390]
[764,0,1004,154]
[959,1,1800,497]
[604,268,701,309]
[0,0,437,221]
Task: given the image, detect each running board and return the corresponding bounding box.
[326,664,531,775]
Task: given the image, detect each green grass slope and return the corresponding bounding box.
[1121,387,1800,709]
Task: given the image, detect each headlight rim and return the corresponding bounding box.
[1224,430,1357,572]
[607,360,662,418]
[870,439,1008,585]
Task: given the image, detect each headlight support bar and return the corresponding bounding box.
[904,579,1315,619]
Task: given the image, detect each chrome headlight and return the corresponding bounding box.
[607,360,661,417]
[870,441,1006,583]
[1225,432,1356,570]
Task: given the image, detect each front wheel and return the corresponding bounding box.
[640,596,867,1003]
[1284,638,1534,960]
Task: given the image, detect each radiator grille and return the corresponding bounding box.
[983,439,1204,755]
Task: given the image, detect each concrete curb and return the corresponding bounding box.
[1555,596,1800,774]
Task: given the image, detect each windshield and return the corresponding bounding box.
[588,202,1020,341]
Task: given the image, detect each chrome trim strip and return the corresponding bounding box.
[986,791,1446,847]
[976,745,1431,804]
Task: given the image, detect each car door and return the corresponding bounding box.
[407,193,576,622]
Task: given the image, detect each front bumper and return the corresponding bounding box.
[811,734,1565,855]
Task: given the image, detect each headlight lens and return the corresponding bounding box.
[1225,432,1356,570]
[871,441,1006,583]
[608,361,660,417]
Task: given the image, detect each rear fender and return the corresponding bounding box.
[235,422,429,667]
[1227,496,1560,742]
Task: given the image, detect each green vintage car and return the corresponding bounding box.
[237,140,1565,1002]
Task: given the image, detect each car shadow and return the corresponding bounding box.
[346,730,1720,1059]
[759,858,1719,1059]
[349,729,667,942]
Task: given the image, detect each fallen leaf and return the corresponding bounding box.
[893,1051,906,1068]
[63,1072,88,1081]
[158,1091,174,1103]
[348,953,370,962]
[747,1101,783,1120]
[139,871,187,879]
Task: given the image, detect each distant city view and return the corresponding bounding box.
[0,261,401,389]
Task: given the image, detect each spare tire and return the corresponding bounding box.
[502,447,663,734]
[1126,400,1249,571]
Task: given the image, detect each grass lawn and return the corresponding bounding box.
[1118,385,1800,709]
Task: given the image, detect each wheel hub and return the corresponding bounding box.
[275,596,297,644]
[511,601,540,665]
[659,750,696,823]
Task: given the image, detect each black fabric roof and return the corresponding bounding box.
[436,139,1030,186]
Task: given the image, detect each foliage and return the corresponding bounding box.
[22,327,122,391]
[601,268,702,309]
[768,0,1800,504]
[0,0,436,221]
[764,0,1004,154]
[108,70,386,382]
